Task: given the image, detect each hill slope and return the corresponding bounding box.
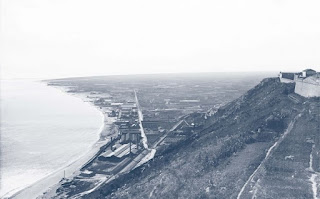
[84,78,320,199]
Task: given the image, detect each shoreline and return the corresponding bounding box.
[7,85,114,199]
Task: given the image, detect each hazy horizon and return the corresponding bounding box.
[1,70,281,81]
[1,0,320,79]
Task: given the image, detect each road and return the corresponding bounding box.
[134,89,143,121]
[151,118,188,148]
[134,89,149,149]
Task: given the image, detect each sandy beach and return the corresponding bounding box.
[7,91,116,199]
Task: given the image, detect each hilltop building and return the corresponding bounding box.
[279,69,320,97]
[302,69,317,77]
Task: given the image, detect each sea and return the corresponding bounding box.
[0,79,103,197]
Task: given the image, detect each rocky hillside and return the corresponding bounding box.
[84,78,320,199]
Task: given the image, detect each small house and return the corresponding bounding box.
[302,69,316,78]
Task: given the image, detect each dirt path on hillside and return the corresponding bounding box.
[237,112,303,199]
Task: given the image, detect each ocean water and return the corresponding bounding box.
[0,79,103,197]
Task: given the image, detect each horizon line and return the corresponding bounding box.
[2,70,281,81]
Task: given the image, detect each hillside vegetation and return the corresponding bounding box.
[84,78,319,199]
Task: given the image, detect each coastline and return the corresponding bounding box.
[7,84,115,199]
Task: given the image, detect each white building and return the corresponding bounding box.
[279,69,320,98]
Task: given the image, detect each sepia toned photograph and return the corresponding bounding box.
[0,0,319,198]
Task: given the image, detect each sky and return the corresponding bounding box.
[1,0,320,79]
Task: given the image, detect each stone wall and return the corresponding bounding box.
[295,80,320,97]
[280,77,295,83]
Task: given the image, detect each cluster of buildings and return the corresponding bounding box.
[111,102,142,146]
[279,69,318,82]
[279,69,320,97]
[94,96,143,148]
